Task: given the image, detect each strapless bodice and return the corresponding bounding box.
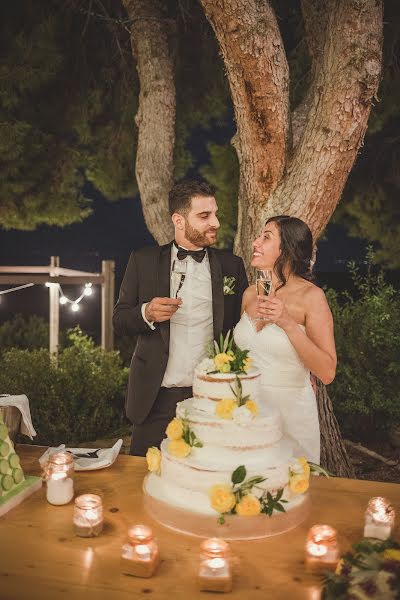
[234,312,309,388]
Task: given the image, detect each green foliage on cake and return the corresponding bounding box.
[206,331,252,374]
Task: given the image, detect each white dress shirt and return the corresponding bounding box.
[142,243,213,387]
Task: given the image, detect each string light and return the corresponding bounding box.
[0,281,94,313]
[56,283,94,312]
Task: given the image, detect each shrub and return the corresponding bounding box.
[0,328,129,446]
[0,314,49,351]
[327,257,400,441]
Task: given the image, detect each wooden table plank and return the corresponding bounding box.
[1,445,399,600]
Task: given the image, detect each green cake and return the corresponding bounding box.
[0,413,41,516]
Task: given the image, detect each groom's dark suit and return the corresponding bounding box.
[113,241,248,453]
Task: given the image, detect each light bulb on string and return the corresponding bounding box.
[59,296,68,305]
[83,283,93,297]
[71,303,80,312]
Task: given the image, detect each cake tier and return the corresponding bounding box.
[193,365,260,403]
[160,436,294,494]
[176,398,282,448]
[144,474,311,539]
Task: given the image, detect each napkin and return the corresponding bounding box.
[0,394,37,439]
[38,438,123,471]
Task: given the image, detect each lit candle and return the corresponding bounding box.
[45,452,74,505]
[364,497,395,541]
[73,494,103,537]
[198,538,232,593]
[305,525,339,572]
[121,525,159,578]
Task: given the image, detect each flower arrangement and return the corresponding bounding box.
[206,331,252,375]
[209,465,288,524]
[322,539,400,600]
[215,376,258,422]
[165,417,203,458]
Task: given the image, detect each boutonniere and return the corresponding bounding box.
[223,276,236,295]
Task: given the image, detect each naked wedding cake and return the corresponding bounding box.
[143,333,311,539]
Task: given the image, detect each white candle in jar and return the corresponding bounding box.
[198,538,232,593]
[364,497,395,541]
[73,494,103,537]
[46,472,74,505]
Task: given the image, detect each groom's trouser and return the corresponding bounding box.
[130,386,192,456]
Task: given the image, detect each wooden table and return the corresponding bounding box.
[1,446,399,600]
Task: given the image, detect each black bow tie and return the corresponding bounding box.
[175,244,206,263]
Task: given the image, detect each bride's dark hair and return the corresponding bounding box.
[265,215,314,290]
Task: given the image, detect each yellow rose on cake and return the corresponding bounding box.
[168,438,191,458]
[209,484,236,513]
[214,353,233,371]
[216,398,237,420]
[244,400,258,416]
[235,494,261,516]
[166,418,184,441]
[146,447,161,474]
[243,357,253,373]
[298,456,311,478]
[289,474,309,495]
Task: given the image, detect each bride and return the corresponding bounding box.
[234,216,336,464]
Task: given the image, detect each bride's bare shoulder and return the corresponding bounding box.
[301,280,330,308]
[243,284,257,300]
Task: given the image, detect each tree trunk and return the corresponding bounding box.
[312,376,355,478]
[200,0,382,477]
[200,0,290,268]
[201,0,383,268]
[123,0,175,244]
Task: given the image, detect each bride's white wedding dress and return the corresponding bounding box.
[234,312,320,464]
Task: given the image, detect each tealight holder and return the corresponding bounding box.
[305,525,339,572]
[121,524,159,578]
[73,494,103,537]
[364,497,395,541]
[45,452,74,506]
[198,537,232,593]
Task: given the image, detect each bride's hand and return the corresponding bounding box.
[257,296,294,329]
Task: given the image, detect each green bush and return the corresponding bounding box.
[327,258,400,441]
[0,314,49,351]
[0,329,129,445]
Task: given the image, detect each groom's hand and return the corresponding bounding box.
[145,297,182,323]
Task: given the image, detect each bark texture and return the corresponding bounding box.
[313,376,355,478]
[123,0,175,244]
[270,0,383,251]
[200,0,290,265]
[202,0,383,268]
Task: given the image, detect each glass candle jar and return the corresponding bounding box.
[45,452,74,505]
[364,497,395,541]
[73,494,103,537]
[305,525,340,572]
[198,538,232,593]
[121,525,159,578]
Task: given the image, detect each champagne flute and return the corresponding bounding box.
[170,260,187,298]
[255,269,273,321]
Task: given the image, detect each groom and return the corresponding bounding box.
[113,180,248,456]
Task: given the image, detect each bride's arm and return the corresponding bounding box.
[259,287,337,384]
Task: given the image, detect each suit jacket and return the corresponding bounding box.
[113,242,248,425]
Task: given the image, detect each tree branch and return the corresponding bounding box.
[123,0,175,244]
[200,0,289,205]
[270,0,383,241]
